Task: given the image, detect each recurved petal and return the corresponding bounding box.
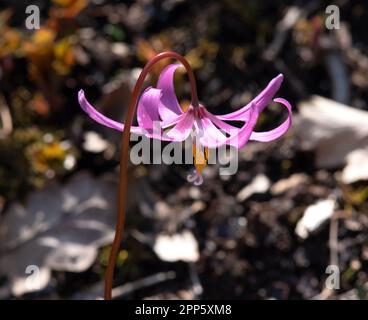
[137,87,161,137]
[160,112,187,129]
[197,117,228,148]
[252,73,284,113]
[216,102,252,121]
[250,97,292,142]
[165,110,195,141]
[202,108,240,135]
[78,90,142,134]
[217,74,284,121]
[225,102,260,149]
[157,64,184,122]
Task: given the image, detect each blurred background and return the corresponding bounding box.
[0,0,368,300]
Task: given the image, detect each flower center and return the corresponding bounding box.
[185,105,208,185]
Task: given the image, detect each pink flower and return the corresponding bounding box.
[78,64,292,184]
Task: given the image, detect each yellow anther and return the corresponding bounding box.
[193,143,208,175]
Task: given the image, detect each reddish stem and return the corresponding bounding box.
[104,51,198,300]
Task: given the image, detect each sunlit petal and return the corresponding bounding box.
[157,64,184,122]
[78,90,142,134]
[250,97,292,142]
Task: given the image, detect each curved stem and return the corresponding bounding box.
[104,51,198,300]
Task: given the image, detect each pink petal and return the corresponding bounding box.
[157,64,184,122]
[202,108,240,134]
[137,87,181,141]
[160,112,187,129]
[251,73,284,113]
[137,87,160,136]
[217,74,284,121]
[165,110,195,141]
[250,97,292,142]
[78,90,142,134]
[225,102,259,149]
[216,103,252,121]
[197,117,228,148]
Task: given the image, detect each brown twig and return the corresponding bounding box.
[104,51,199,300]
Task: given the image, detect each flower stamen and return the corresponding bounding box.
[188,142,208,185]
